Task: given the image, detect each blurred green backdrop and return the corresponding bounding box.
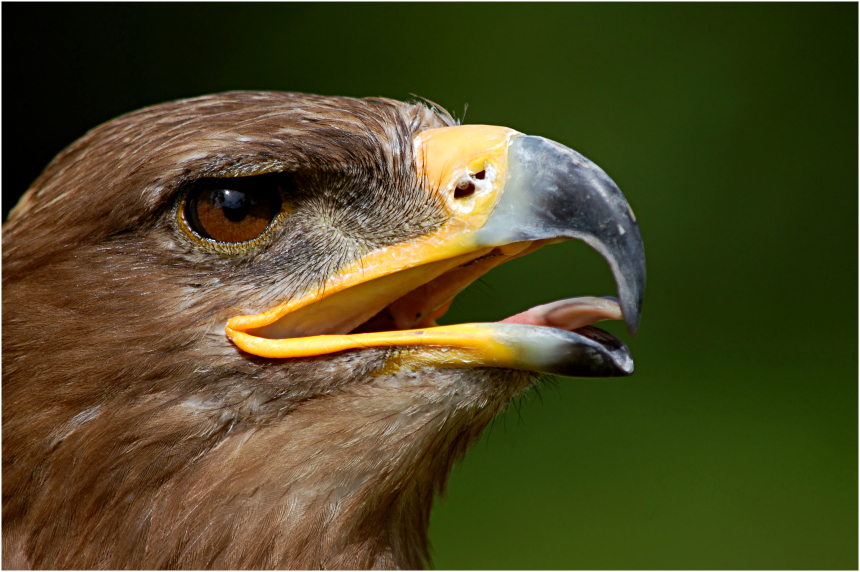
[3,4,856,569]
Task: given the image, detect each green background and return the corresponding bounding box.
[3,4,856,569]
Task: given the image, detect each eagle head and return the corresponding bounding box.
[3,92,645,569]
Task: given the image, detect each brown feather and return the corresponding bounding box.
[3,92,536,569]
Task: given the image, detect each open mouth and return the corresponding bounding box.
[226,125,645,378]
[349,244,625,339]
[348,243,634,376]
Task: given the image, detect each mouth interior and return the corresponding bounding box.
[350,247,624,337]
[247,241,625,342]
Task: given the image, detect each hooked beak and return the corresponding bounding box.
[226,125,646,377]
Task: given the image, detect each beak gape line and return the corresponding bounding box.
[227,125,646,378]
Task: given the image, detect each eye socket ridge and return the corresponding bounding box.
[179,172,291,249]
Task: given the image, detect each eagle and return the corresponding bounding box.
[2,92,645,569]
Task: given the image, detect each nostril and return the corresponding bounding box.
[454,180,476,199]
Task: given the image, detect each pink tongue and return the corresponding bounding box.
[500,296,622,331]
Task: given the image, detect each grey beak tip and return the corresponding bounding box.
[479,134,647,342]
[623,293,644,336]
[626,321,639,337]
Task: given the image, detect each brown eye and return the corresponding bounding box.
[185,182,282,243]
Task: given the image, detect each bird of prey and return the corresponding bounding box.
[2,92,645,569]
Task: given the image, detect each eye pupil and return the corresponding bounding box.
[184,179,283,244]
[214,189,249,222]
